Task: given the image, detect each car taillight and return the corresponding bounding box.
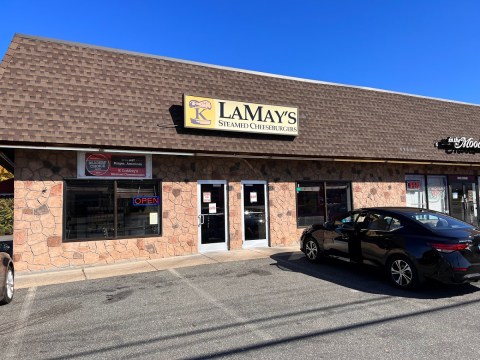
[428,242,470,253]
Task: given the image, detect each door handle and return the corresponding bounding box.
[198,214,205,226]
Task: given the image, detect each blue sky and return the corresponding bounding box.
[1,1,479,104]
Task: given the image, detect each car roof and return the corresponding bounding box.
[355,207,436,215]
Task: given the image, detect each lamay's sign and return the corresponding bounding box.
[435,137,480,154]
[184,95,298,136]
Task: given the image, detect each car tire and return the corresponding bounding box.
[0,266,14,305]
[304,237,321,262]
[386,256,419,290]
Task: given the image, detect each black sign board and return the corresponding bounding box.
[435,137,480,154]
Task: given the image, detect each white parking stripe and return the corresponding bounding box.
[169,268,273,341]
[6,286,37,359]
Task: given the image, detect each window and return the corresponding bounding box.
[326,182,352,221]
[65,180,161,241]
[366,213,402,231]
[337,212,365,229]
[385,217,402,231]
[296,182,325,227]
[296,181,352,227]
[410,212,473,230]
[367,213,390,231]
[405,175,426,209]
[426,175,449,214]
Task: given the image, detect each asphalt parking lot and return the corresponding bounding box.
[2,250,480,359]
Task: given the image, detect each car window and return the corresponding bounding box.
[385,216,402,231]
[355,214,367,225]
[337,213,356,228]
[336,212,364,228]
[411,212,473,230]
[367,213,402,231]
[367,213,389,231]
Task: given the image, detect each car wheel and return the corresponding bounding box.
[304,238,321,262]
[0,266,14,305]
[386,256,418,290]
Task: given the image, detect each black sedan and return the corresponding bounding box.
[300,207,480,289]
[0,242,14,305]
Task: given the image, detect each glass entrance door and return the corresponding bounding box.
[448,176,478,225]
[242,181,268,248]
[197,181,228,252]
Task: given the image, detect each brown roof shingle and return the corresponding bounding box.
[0,34,479,164]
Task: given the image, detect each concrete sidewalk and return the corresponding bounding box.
[15,246,300,289]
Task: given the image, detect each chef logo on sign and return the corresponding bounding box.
[189,99,213,125]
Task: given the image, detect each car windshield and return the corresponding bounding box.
[409,212,474,231]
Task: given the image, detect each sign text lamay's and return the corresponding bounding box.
[184,95,298,136]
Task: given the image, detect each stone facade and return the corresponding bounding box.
[12,149,479,272]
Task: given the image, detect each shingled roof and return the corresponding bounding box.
[1,34,479,164]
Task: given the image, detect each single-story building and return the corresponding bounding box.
[0,34,479,272]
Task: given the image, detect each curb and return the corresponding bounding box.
[15,246,300,289]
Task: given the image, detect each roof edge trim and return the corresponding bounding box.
[3,145,480,166]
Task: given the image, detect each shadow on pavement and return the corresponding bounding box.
[270,251,480,300]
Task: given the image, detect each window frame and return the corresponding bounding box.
[405,173,450,214]
[364,212,403,232]
[296,180,353,228]
[63,179,162,242]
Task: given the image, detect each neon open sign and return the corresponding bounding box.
[132,196,160,206]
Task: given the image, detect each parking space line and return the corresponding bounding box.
[169,268,273,341]
[6,286,37,359]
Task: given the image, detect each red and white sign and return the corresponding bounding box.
[250,192,257,203]
[78,152,151,179]
[209,203,217,214]
[203,192,211,203]
[406,180,421,190]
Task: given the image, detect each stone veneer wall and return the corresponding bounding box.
[13,149,479,272]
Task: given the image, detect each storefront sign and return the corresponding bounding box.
[406,180,421,190]
[184,95,298,136]
[203,192,211,203]
[150,212,159,225]
[77,152,152,179]
[428,186,444,200]
[132,196,160,206]
[435,137,480,154]
[297,186,321,192]
[468,190,474,202]
[209,203,217,214]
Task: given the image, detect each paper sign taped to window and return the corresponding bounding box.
[150,212,158,225]
[209,203,216,214]
[468,190,474,202]
[203,192,211,203]
[250,192,257,203]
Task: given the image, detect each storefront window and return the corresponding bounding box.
[65,180,161,241]
[296,181,352,227]
[296,182,325,227]
[426,175,449,214]
[405,175,427,209]
[326,182,352,222]
[117,181,161,237]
